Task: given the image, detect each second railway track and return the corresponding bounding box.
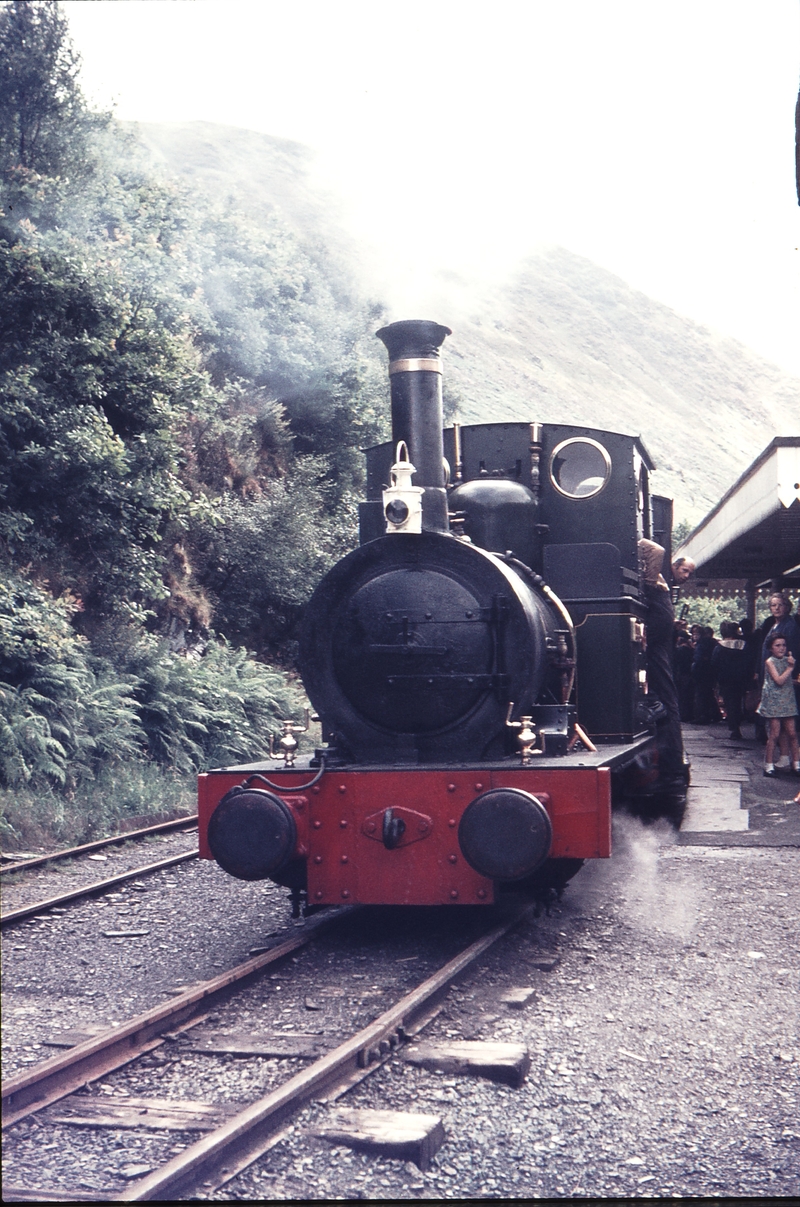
[0,815,199,878]
[0,819,200,928]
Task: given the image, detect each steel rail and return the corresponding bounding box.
[0,815,198,877]
[0,851,198,928]
[2,910,347,1128]
[117,903,534,1202]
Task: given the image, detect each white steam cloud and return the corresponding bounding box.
[573,815,700,940]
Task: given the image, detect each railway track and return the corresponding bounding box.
[1,818,199,928]
[0,815,198,877]
[1,851,198,928]
[2,903,535,1202]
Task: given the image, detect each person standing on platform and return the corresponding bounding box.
[738,618,761,722]
[712,621,749,740]
[692,626,720,724]
[760,593,800,763]
[761,593,800,660]
[674,629,695,721]
[758,634,800,777]
[638,540,690,794]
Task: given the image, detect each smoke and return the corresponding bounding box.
[570,813,700,940]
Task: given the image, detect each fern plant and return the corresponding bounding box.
[0,682,68,787]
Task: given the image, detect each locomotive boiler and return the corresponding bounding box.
[198,320,670,912]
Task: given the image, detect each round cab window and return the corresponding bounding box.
[549,437,612,499]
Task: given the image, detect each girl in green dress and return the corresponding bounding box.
[758,635,800,777]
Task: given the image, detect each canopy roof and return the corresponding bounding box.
[675,438,800,585]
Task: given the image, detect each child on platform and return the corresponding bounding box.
[758,634,800,777]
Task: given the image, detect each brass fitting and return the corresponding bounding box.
[268,708,319,767]
[506,702,542,763]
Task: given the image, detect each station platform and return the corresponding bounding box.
[679,722,800,848]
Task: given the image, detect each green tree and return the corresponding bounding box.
[0,227,208,616]
[189,459,359,656]
[672,518,693,549]
[0,2,207,618]
[0,1,108,179]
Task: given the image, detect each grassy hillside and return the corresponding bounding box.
[130,121,800,523]
[441,249,800,521]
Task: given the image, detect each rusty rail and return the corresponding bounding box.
[1,851,198,928]
[0,815,198,877]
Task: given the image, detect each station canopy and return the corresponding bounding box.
[676,437,800,588]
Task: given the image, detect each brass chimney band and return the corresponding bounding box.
[388,358,443,376]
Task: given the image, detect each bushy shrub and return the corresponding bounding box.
[0,574,309,846]
[113,631,305,772]
[0,574,144,791]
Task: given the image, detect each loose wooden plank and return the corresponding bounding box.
[43,1024,111,1049]
[314,1107,445,1170]
[184,1031,339,1058]
[45,1095,242,1131]
[499,986,537,1008]
[530,953,560,971]
[403,1040,531,1087]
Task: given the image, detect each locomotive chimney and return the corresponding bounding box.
[376,319,452,533]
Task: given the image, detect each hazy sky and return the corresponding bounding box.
[63,0,800,375]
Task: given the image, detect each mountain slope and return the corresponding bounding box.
[132,122,800,523]
[441,248,800,519]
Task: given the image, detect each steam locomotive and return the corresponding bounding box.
[198,320,672,912]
